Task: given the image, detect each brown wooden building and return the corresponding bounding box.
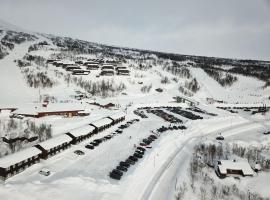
[35,135,72,159]
[0,147,42,180]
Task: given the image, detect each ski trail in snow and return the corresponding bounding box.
[0,38,41,105]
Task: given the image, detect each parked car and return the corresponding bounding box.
[109,171,121,180]
[216,135,224,140]
[263,131,270,135]
[112,169,123,176]
[120,161,130,168]
[85,144,94,149]
[134,153,143,159]
[125,158,135,165]
[129,156,138,162]
[74,150,85,155]
[116,165,128,172]
[149,135,157,140]
[137,147,146,152]
[39,168,50,176]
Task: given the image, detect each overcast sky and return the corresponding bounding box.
[0,0,270,60]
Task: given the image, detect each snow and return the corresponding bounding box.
[37,134,72,150]
[0,24,269,200]
[14,103,85,116]
[0,147,41,168]
[108,112,125,121]
[68,125,95,137]
[218,160,254,176]
[90,118,113,128]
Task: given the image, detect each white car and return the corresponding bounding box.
[39,168,50,176]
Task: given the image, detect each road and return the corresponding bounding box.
[138,117,269,200]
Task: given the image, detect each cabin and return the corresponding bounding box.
[216,160,254,178]
[87,64,99,70]
[53,61,64,67]
[0,147,42,180]
[0,107,17,113]
[173,96,199,106]
[13,104,85,118]
[66,125,96,144]
[100,69,114,76]
[102,65,114,70]
[117,69,130,75]
[35,135,72,159]
[89,118,113,132]
[66,65,81,71]
[83,61,99,66]
[75,60,84,65]
[46,59,59,64]
[107,112,125,125]
[72,69,90,75]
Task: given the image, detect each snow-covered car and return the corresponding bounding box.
[39,168,50,176]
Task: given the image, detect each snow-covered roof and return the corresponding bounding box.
[90,118,113,128]
[14,103,84,115]
[0,147,41,168]
[38,134,72,150]
[108,112,125,121]
[218,160,254,176]
[68,125,95,137]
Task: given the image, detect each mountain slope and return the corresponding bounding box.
[0,19,269,106]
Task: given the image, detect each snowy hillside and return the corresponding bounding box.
[0,19,270,200]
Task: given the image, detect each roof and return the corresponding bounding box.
[14,103,84,116]
[218,160,254,176]
[38,134,72,150]
[0,147,41,168]
[68,125,96,137]
[108,112,125,121]
[90,118,113,128]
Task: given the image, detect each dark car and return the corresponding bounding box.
[135,150,144,155]
[134,153,143,159]
[149,135,157,140]
[74,150,85,155]
[112,169,123,176]
[125,158,135,165]
[129,156,138,162]
[85,144,94,149]
[137,147,146,152]
[216,135,224,140]
[119,125,127,129]
[143,139,152,145]
[115,129,123,134]
[116,165,128,172]
[263,131,270,135]
[120,161,130,168]
[90,141,100,146]
[105,135,112,139]
[109,172,121,180]
[140,142,147,146]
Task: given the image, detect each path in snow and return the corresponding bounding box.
[0,39,39,105]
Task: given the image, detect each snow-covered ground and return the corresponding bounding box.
[0,21,270,200]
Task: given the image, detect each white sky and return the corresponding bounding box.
[0,0,270,60]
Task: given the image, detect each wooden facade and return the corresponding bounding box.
[0,113,125,180]
[0,147,41,180]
